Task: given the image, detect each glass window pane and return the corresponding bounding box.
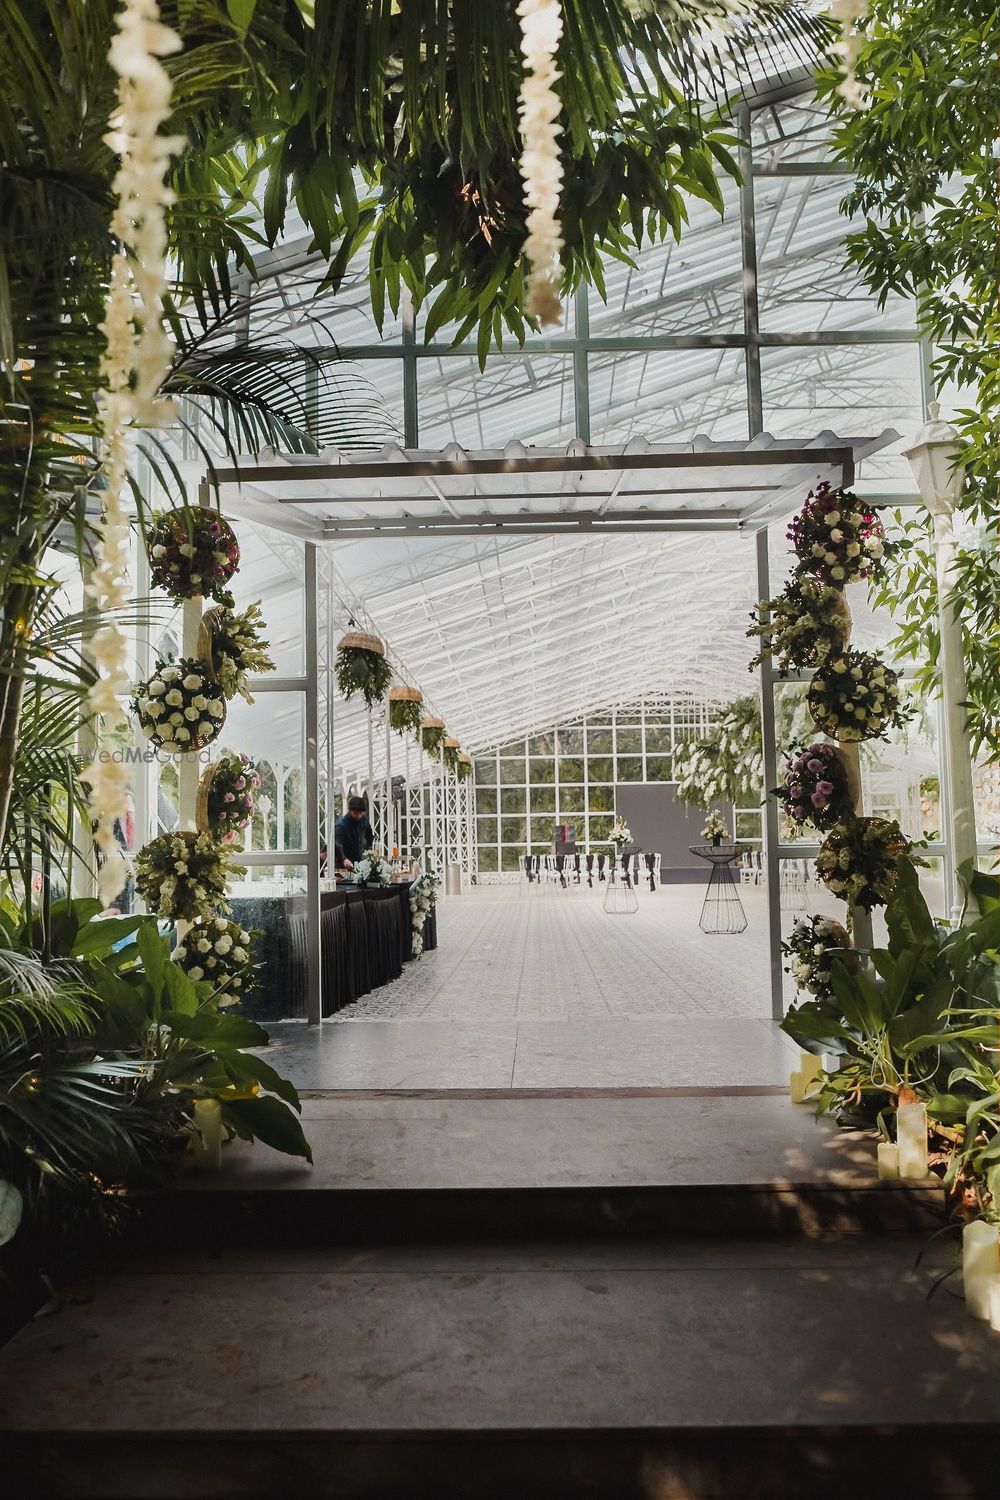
[528,732,555,755]
[644,727,671,752]
[500,760,526,785]
[417,354,576,448]
[215,693,305,853]
[528,759,555,784]
[501,846,522,872]
[587,785,614,812]
[558,756,584,783]
[558,786,585,813]
[588,756,613,782]
[617,756,643,781]
[589,814,613,840]
[530,816,555,843]
[529,784,556,813]
[556,727,583,754]
[474,759,497,785]
[589,348,748,445]
[646,756,672,782]
[617,727,642,752]
[475,787,497,814]
[478,846,498,872]
[501,817,527,842]
[500,787,527,813]
[587,729,612,754]
[477,816,498,843]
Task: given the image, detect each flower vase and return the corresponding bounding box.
[712,834,722,847]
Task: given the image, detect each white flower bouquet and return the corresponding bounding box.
[131,658,227,752]
[701,809,729,842]
[409,869,441,957]
[353,851,392,888]
[807,649,909,743]
[747,575,849,675]
[203,601,275,704]
[134,831,245,922]
[781,913,855,1000]
[787,482,886,588]
[816,817,910,912]
[608,817,632,849]
[174,915,259,1006]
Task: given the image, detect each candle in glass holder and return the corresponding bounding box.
[963,1220,1000,1320]
[192,1097,222,1172]
[789,1051,823,1104]
[877,1141,899,1179]
[896,1101,928,1178]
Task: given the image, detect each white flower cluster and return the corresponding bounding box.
[353,852,392,888]
[806,506,883,582]
[609,817,632,848]
[175,916,255,1005]
[809,651,903,743]
[85,0,183,904]
[517,0,564,326]
[409,870,441,958]
[829,0,869,109]
[673,698,764,810]
[135,830,239,921]
[132,659,226,751]
[783,913,852,1000]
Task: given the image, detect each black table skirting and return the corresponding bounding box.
[231,882,437,1021]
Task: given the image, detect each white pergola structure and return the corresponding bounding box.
[207,432,899,1023]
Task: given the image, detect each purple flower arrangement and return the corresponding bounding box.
[787,481,885,588]
[204,752,261,843]
[147,506,240,601]
[775,742,852,832]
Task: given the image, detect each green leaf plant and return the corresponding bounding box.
[781,858,1000,1212]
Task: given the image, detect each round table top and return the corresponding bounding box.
[689,843,741,865]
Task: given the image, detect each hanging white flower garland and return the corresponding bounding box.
[85,0,183,904]
[516,0,565,326]
[829,0,869,108]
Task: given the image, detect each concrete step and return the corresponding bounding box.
[2,1236,998,1499]
[144,1090,945,1243]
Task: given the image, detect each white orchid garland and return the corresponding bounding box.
[85,0,182,903]
[516,0,564,326]
[829,0,869,108]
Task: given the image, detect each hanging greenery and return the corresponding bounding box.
[672,696,764,810]
[456,753,473,782]
[421,717,447,759]
[335,630,393,710]
[388,686,424,737]
[442,737,461,774]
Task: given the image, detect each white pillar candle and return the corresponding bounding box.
[191,1097,223,1172]
[896,1100,929,1178]
[877,1142,899,1180]
[789,1052,823,1104]
[988,1273,1000,1333]
[963,1220,1000,1320]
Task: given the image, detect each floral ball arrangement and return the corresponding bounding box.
[202,602,274,704]
[775,742,853,832]
[199,752,260,842]
[147,506,240,602]
[807,649,907,742]
[131,658,227,752]
[135,831,244,921]
[816,817,910,912]
[782,914,855,1000]
[787,482,886,587]
[747,575,849,675]
[174,916,258,1005]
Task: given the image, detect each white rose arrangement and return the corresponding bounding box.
[409,869,441,958]
[781,914,855,1001]
[787,481,886,588]
[609,817,632,849]
[135,830,245,921]
[353,852,392,888]
[816,818,911,912]
[131,657,227,752]
[174,915,259,1005]
[807,649,909,743]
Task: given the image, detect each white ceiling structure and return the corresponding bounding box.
[212,431,897,771]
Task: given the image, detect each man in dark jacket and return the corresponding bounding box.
[334,795,375,868]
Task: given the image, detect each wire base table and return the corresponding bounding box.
[603,867,639,915]
[690,843,748,935]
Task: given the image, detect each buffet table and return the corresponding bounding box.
[230,881,437,1021]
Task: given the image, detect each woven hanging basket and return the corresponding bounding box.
[421,714,445,730]
[389,684,422,703]
[443,736,461,750]
[195,758,223,835]
[457,752,471,766]
[337,629,384,657]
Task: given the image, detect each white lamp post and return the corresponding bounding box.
[903,402,976,923]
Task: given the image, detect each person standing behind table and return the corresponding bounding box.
[334,795,375,869]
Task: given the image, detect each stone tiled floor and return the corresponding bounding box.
[263,885,802,1090]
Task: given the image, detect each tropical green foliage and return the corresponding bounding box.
[389,697,424,737]
[782,859,1000,1206]
[0,898,310,1246]
[826,0,1000,756]
[335,645,393,709]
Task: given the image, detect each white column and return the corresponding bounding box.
[927,496,977,922]
[385,706,393,853]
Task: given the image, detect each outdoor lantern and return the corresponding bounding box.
[903,401,966,514]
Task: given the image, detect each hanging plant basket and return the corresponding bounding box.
[807,650,907,743]
[196,752,261,842]
[456,752,473,782]
[442,736,461,773]
[421,715,446,758]
[389,684,424,736]
[815,818,911,913]
[130,658,227,753]
[199,603,274,704]
[335,629,393,708]
[146,506,240,602]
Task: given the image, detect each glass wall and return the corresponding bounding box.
[473,697,713,874]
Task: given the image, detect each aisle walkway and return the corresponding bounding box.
[264,885,798,1090]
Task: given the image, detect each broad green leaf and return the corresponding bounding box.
[222,1095,313,1163]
